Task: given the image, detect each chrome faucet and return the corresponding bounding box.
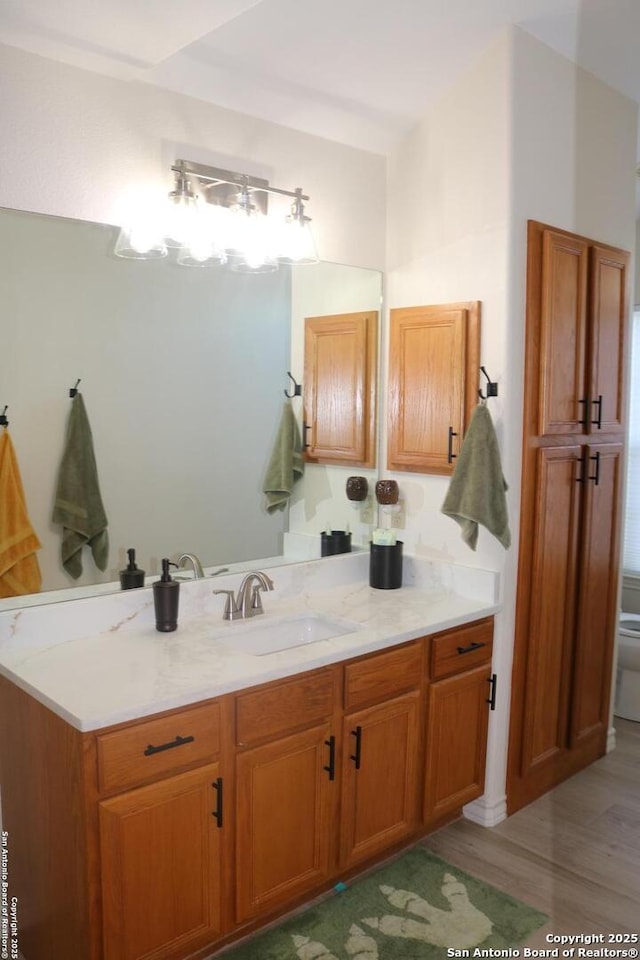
[214,570,274,621]
[176,553,205,579]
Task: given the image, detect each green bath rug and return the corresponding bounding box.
[220,846,548,959]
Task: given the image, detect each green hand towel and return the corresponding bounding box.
[263,400,304,514]
[52,393,109,578]
[441,403,511,551]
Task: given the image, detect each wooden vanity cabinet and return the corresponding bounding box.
[303,310,378,467]
[339,642,423,869]
[387,302,481,475]
[96,701,229,960]
[423,619,494,824]
[0,616,496,960]
[233,668,339,923]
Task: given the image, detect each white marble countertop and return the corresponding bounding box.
[0,553,500,733]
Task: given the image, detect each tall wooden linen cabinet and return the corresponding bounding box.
[507,221,629,813]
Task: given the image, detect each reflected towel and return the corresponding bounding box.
[0,430,42,597]
[263,401,304,513]
[52,393,109,578]
[441,403,511,551]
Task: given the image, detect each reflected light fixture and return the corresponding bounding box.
[114,159,319,272]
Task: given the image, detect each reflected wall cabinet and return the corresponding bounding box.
[303,310,378,467]
[387,302,481,475]
[508,220,628,814]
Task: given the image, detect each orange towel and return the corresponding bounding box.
[0,431,42,597]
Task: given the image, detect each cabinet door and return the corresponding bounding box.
[303,311,377,466]
[538,229,589,436]
[235,723,335,923]
[424,665,491,823]
[387,302,480,475]
[588,246,629,435]
[99,763,223,960]
[518,445,582,779]
[571,443,623,746]
[339,691,420,870]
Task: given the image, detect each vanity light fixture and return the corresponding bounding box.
[114,159,318,272]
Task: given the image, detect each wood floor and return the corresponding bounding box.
[424,717,640,942]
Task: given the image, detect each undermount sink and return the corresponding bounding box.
[216,613,360,656]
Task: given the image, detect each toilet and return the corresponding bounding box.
[614,612,640,721]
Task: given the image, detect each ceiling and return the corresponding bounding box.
[1,0,639,155]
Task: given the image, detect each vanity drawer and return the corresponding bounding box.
[235,668,336,746]
[429,618,493,680]
[97,701,221,795]
[344,641,423,711]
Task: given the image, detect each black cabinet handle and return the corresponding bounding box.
[447,426,458,464]
[303,421,312,450]
[144,734,194,756]
[486,673,497,711]
[578,397,589,427]
[323,736,336,781]
[456,641,485,655]
[591,395,603,429]
[350,726,362,770]
[576,452,587,484]
[589,451,601,486]
[211,777,223,828]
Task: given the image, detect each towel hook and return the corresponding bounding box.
[0,406,8,427]
[69,379,81,398]
[478,366,498,401]
[284,371,302,399]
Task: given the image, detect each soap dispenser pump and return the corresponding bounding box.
[153,559,180,632]
[120,548,145,590]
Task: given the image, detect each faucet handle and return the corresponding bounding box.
[213,589,242,621]
[250,584,265,616]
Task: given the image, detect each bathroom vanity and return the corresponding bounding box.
[0,554,498,960]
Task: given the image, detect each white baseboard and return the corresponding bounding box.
[462,795,507,827]
[607,725,617,753]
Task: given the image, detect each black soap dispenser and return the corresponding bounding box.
[120,548,145,590]
[153,559,180,632]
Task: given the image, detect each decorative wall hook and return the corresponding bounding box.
[478,366,498,400]
[69,379,81,398]
[0,406,8,427]
[284,371,302,398]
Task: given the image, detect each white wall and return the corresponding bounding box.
[385,26,637,823]
[0,43,386,271]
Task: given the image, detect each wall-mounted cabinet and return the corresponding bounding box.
[303,310,378,467]
[387,302,481,475]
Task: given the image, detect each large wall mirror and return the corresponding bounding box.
[0,207,381,608]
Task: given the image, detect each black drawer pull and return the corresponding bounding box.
[303,421,312,450]
[486,673,497,711]
[589,451,601,486]
[350,726,362,770]
[591,395,603,429]
[144,734,194,756]
[323,735,336,781]
[212,777,223,828]
[577,397,589,427]
[447,426,458,463]
[456,641,485,655]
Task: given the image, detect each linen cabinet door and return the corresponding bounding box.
[99,763,224,960]
[424,665,491,824]
[538,228,589,436]
[339,691,421,870]
[235,723,335,923]
[570,442,624,747]
[587,246,629,435]
[516,445,582,780]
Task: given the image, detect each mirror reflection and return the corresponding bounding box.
[0,207,381,607]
